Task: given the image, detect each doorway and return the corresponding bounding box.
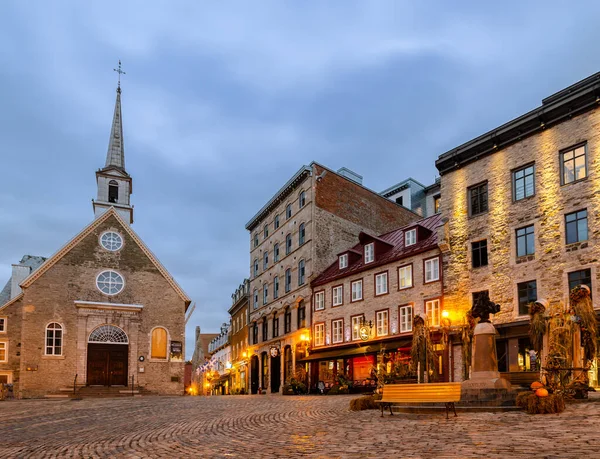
[271,354,281,393]
[250,355,259,394]
[87,343,128,386]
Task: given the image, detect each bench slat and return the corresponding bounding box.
[379,383,461,403]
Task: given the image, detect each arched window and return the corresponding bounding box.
[89,325,128,343]
[264,224,269,238]
[253,259,259,277]
[45,323,63,356]
[286,234,292,255]
[299,223,306,245]
[253,289,259,309]
[263,282,268,305]
[298,259,305,285]
[299,191,306,208]
[263,251,269,270]
[274,243,280,262]
[108,180,119,203]
[151,327,168,359]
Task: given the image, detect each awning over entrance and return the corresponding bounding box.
[297,338,412,362]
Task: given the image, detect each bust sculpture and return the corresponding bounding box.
[470,291,501,323]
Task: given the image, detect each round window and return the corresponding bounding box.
[100,232,123,251]
[96,270,125,295]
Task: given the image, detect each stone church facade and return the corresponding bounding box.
[0,84,190,398]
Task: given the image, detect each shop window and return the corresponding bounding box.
[151,327,168,359]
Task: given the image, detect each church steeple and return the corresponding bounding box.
[92,62,134,225]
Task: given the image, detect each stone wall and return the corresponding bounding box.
[0,297,23,390]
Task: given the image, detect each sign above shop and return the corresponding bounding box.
[359,326,370,341]
[270,346,279,358]
[170,341,183,362]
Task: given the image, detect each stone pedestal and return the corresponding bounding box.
[462,322,511,400]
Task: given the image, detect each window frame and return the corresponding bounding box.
[150,327,169,360]
[253,289,259,310]
[272,316,279,338]
[286,233,292,255]
[424,256,441,284]
[434,195,441,214]
[298,259,306,286]
[253,259,259,277]
[284,309,292,334]
[568,269,592,293]
[299,190,306,208]
[332,285,344,307]
[374,271,389,296]
[0,317,6,334]
[468,181,489,217]
[297,303,306,329]
[517,280,537,316]
[314,322,325,347]
[96,270,125,296]
[516,225,535,258]
[351,279,363,302]
[253,233,258,248]
[399,304,413,333]
[45,322,63,356]
[299,223,306,245]
[263,282,268,305]
[286,203,292,220]
[560,142,588,186]
[262,320,268,342]
[471,239,489,268]
[512,163,536,201]
[274,214,280,229]
[339,254,348,269]
[565,209,588,244]
[332,318,344,344]
[398,263,413,290]
[375,309,389,337]
[273,276,279,299]
[351,314,364,341]
[314,290,325,311]
[425,298,441,327]
[364,243,375,264]
[263,224,269,239]
[0,341,7,363]
[274,243,280,263]
[285,268,292,293]
[263,251,269,270]
[405,229,417,247]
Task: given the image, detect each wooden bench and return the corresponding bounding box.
[375,383,462,419]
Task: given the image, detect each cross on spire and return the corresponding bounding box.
[113,60,126,92]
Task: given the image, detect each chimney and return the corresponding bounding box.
[11,264,31,299]
[337,167,363,185]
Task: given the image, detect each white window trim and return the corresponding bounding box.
[99,231,124,252]
[0,341,7,363]
[339,254,348,269]
[375,273,388,296]
[0,316,6,334]
[376,310,389,337]
[44,323,64,356]
[399,305,413,333]
[351,280,363,301]
[426,299,441,327]
[0,370,12,383]
[398,265,413,290]
[314,291,325,311]
[332,319,343,344]
[351,316,363,341]
[314,323,325,347]
[424,257,440,283]
[332,286,343,306]
[96,270,125,296]
[364,243,375,264]
[405,229,417,246]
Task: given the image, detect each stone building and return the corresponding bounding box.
[380,177,441,217]
[207,324,231,395]
[245,163,417,394]
[308,214,444,391]
[0,84,191,397]
[435,71,600,385]
[228,280,249,393]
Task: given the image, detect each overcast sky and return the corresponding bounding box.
[2,1,600,357]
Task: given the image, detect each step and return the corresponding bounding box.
[389,405,522,414]
[44,394,70,399]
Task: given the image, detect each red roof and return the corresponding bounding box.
[312,213,442,286]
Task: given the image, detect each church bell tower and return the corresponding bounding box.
[92,61,134,224]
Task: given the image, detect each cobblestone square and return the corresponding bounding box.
[1,395,600,458]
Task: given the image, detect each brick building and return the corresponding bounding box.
[0,84,191,397]
[245,163,417,394]
[308,214,444,391]
[228,280,249,393]
[436,71,600,385]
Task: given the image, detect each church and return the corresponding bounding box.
[0,79,191,398]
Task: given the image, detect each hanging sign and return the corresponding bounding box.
[170,341,183,362]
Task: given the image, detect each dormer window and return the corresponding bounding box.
[364,243,374,264]
[405,229,416,246]
[108,180,119,203]
[339,254,348,269]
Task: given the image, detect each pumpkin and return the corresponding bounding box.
[535,388,549,397]
[531,381,544,390]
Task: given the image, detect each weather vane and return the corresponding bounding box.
[113,60,126,90]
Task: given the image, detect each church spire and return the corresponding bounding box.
[106,61,126,170]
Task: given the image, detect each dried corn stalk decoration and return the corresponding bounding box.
[569,285,597,363]
[410,314,438,382]
[528,300,547,353]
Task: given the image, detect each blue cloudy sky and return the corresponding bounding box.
[2,1,600,357]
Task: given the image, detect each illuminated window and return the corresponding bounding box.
[352,316,363,341]
[339,254,348,269]
[351,280,362,301]
[314,291,325,310]
[513,164,535,201]
[376,310,389,336]
[468,182,488,216]
[424,257,440,282]
[364,243,374,263]
[0,341,6,362]
[375,272,388,296]
[400,305,413,333]
[405,229,416,246]
[151,328,168,359]
[426,300,441,327]
[314,323,325,346]
[332,286,343,306]
[565,209,588,244]
[561,144,587,184]
[398,265,413,289]
[332,319,343,344]
[434,195,441,214]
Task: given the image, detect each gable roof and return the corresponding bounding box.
[19,208,191,308]
[0,255,47,307]
[312,213,442,287]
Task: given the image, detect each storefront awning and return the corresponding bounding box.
[298,338,412,362]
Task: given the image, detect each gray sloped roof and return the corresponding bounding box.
[0,255,47,307]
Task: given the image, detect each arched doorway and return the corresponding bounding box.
[271,351,281,393]
[87,325,129,386]
[283,345,292,383]
[250,355,259,394]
